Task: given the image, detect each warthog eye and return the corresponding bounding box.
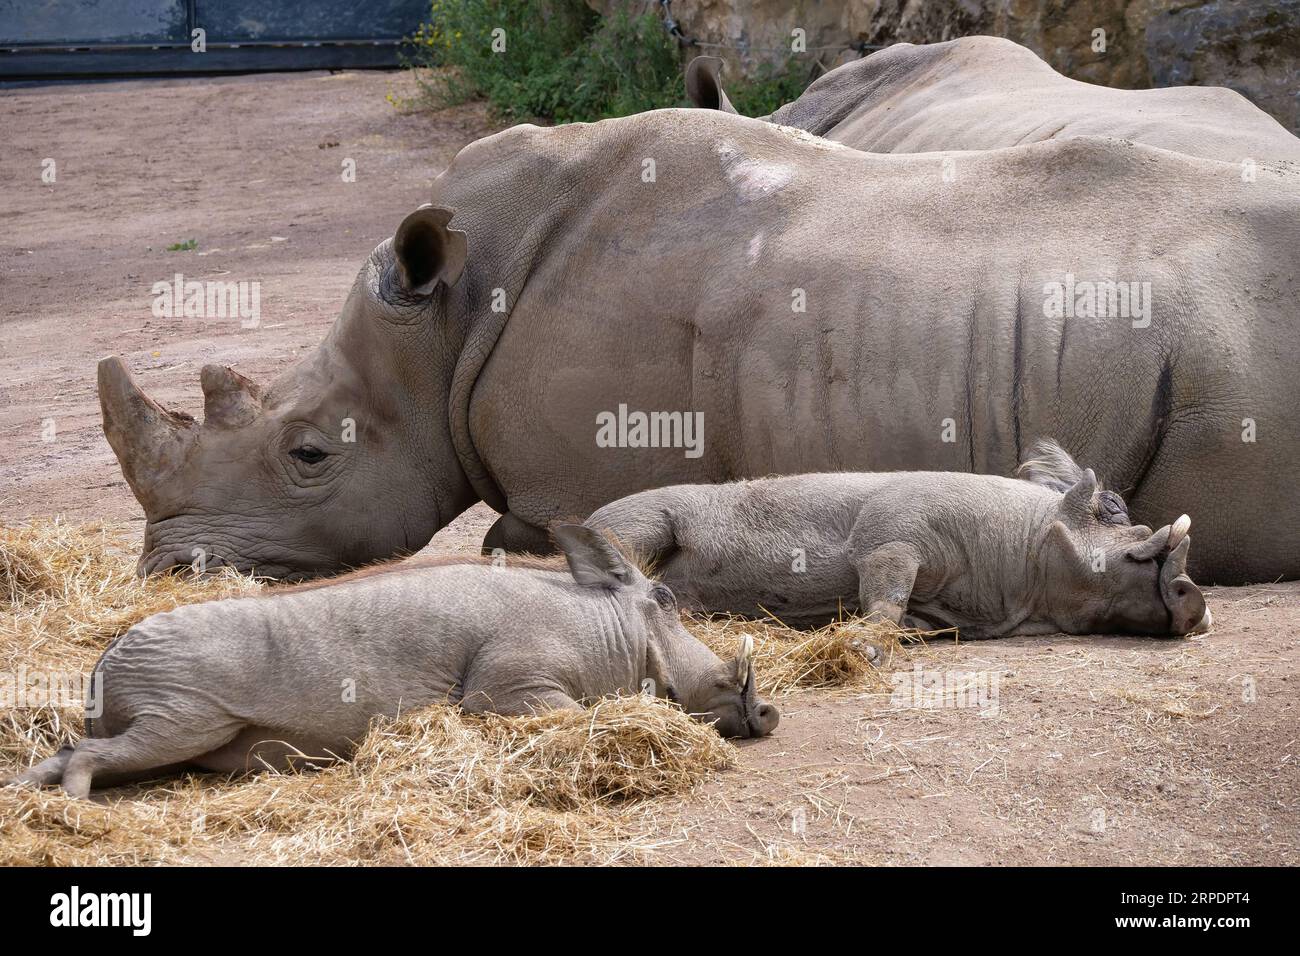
[289,445,328,465]
[1097,490,1129,525]
[650,584,676,611]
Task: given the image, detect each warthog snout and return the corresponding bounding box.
[747,701,780,738]
[692,634,780,739]
[1158,519,1210,636]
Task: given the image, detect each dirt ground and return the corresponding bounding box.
[1,71,1296,866]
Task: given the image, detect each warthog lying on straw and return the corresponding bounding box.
[6,526,777,798]
[587,442,1211,640]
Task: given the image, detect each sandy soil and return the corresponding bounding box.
[1,71,1296,866]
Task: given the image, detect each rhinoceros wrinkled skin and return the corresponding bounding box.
[687,36,1300,163]
[586,441,1212,639]
[99,108,1300,585]
[5,526,777,798]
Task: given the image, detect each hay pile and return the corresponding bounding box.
[690,612,909,695]
[0,695,731,865]
[0,518,902,865]
[1,519,259,770]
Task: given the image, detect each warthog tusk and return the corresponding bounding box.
[1168,514,1191,550]
[735,633,755,683]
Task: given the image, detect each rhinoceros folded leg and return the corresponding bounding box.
[852,541,922,627]
[482,511,555,556]
[61,721,240,799]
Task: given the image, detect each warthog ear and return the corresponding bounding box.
[1059,468,1099,525]
[393,204,467,296]
[685,55,737,114]
[553,523,635,589]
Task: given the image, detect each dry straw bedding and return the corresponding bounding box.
[0,519,900,865]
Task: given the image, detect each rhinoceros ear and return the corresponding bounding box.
[393,204,467,296]
[553,523,634,589]
[685,55,737,114]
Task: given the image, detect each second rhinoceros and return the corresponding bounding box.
[586,441,1211,640]
[687,36,1300,163]
[98,108,1300,584]
[6,525,778,798]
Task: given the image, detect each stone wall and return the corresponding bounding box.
[594,0,1298,132]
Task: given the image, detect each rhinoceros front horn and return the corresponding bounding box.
[98,356,198,502]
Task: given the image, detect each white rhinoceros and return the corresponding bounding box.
[686,35,1300,163]
[99,109,1300,584]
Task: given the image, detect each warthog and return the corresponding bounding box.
[586,442,1211,640]
[6,526,777,798]
[686,36,1300,162]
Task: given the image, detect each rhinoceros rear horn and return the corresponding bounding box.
[393,204,467,296]
[98,356,198,502]
[201,364,263,428]
[685,55,737,114]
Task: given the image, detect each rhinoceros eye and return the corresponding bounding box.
[289,445,328,465]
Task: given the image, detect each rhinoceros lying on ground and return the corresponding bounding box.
[99,108,1300,584]
[6,526,777,798]
[686,36,1300,162]
[586,441,1211,639]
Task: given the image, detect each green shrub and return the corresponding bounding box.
[726,59,816,117]
[404,0,815,124]
[407,0,682,122]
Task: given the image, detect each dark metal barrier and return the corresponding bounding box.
[0,0,429,77]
